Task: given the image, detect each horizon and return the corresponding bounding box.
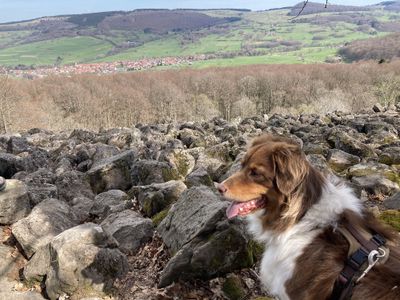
[0,0,382,23]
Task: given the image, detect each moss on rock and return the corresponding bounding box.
[222,276,245,300]
[151,208,170,226]
[379,210,400,231]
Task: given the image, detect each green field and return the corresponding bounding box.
[0,5,399,68]
[0,36,113,66]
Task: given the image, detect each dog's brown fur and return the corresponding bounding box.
[220,134,400,300]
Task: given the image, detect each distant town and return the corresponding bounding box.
[0,55,209,78]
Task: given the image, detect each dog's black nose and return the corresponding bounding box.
[216,183,227,194]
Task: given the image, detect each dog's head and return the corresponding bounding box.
[217,134,324,230]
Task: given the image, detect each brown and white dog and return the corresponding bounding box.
[217,135,400,300]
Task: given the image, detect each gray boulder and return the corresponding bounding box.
[157,187,256,287]
[11,198,79,257]
[383,192,400,210]
[131,160,179,186]
[351,175,399,196]
[130,180,187,217]
[71,196,94,223]
[379,147,400,165]
[101,210,153,254]
[327,149,360,173]
[0,180,31,225]
[185,168,214,188]
[0,244,45,300]
[327,131,375,158]
[90,190,132,222]
[24,223,128,300]
[55,170,94,203]
[87,150,135,193]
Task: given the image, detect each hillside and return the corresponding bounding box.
[339,33,400,61]
[1,2,400,68]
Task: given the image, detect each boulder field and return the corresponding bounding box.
[0,107,399,299]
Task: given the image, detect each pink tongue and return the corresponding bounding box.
[226,202,243,219]
[226,199,265,219]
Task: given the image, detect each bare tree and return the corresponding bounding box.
[0,76,15,133]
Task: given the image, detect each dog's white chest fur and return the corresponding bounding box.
[246,181,362,300]
[248,214,320,300]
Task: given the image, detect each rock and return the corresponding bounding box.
[302,142,330,156]
[25,223,128,300]
[351,175,399,196]
[55,170,94,203]
[0,244,45,300]
[100,210,153,254]
[185,167,214,188]
[131,160,179,186]
[327,149,360,173]
[131,180,187,217]
[158,187,228,253]
[177,128,206,148]
[11,199,79,257]
[306,154,329,173]
[0,153,23,178]
[87,150,135,194]
[0,180,31,225]
[90,143,120,168]
[161,149,195,178]
[157,187,256,287]
[71,196,94,223]
[28,183,58,205]
[7,136,30,154]
[327,131,375,158]
[383,192,400,210]
[90,190,132,221]
[373,103,384,113]
[222,275,246,300]
[347,162,398,179]
[379,147,400,165]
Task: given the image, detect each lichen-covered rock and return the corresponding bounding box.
[101,210,153,254]
[327,149,360,173]
[11,198,79,257]
[24,223,128,300]
[185,167,214,188]
[379,147,400,165]
[157,187,255,287]
[90,190,132,222]
[0,179,31,225]
[161,149,195,178]
[131,160,179,185]
[87,150,135,193]
[327,131,375,158]
[130,180,187,217]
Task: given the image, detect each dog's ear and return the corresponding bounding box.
[272,143,308,196]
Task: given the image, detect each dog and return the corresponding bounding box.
[217,134,400,300]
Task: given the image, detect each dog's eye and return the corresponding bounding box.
[250,169,262,178]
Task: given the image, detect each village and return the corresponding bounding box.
[0,55,208,78]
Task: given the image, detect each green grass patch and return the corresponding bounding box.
[0,36,113,66]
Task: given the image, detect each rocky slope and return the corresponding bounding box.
[0,105,400,300]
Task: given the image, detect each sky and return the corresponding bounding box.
[0,0,383,23]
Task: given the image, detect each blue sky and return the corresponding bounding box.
[0,0,382,23]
